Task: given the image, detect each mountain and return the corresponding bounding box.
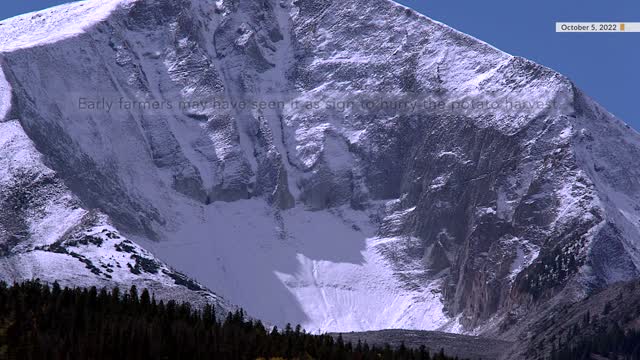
[1,0,639,342]
[504,278,640,359]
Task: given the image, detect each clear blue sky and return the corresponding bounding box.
[1,0,638,129]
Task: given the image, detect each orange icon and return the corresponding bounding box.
[621,23,626,31]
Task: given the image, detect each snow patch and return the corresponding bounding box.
[0,0,134,53]
[504,237,540,281]
[429,174,449,191]
[276,236,449,333]
[135,200,452,332]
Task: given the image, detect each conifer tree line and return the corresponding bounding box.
[0,281,463,360]
[549,323,640,360]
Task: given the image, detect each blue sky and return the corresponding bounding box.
[1,0,638,129]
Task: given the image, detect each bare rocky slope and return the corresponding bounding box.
[1,0,639,344]
[502,278,640,359]
[334,330,513,360]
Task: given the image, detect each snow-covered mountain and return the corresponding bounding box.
[1,0,639,336]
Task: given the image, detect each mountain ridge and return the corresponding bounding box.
[0,0,639,346]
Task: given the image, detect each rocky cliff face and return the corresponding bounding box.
[1,0,639,334]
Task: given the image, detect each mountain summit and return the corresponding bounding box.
[1,0,639,336]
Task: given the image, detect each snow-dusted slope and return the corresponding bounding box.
[1,0,639,335]
[0,0,130,53]
[0,116,230,313]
